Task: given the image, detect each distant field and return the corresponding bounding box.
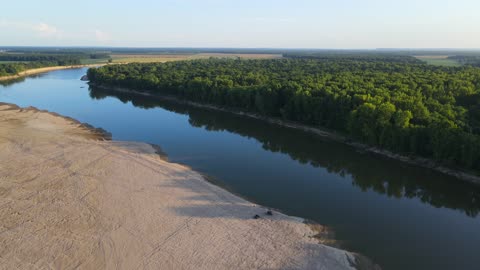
[415,55,461,67]
[193,53,283,59]
[111,53,283,63]
[80,58,111,65]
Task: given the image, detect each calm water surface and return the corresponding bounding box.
[1,68,480,270]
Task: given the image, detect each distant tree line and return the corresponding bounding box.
[87,57,480,172]
[89,53,111,59]
[0,53,82,63]
[283,53,423,64]
[448,56,480,67]
[0,54,82,76]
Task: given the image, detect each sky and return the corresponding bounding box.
[1,0,479,48]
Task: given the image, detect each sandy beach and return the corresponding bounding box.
[0,103,375,269]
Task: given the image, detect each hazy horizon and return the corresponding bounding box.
[1,0,480,48]
[2,46,480,51]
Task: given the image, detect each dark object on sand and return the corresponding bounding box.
[266,210,273,216]
[253,215,261,219]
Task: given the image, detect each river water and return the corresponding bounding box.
[1,68,479,270]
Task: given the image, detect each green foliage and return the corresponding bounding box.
[0,53,82,63]
[0,54,82,76]
[89,53,110,59]
[88,57,480,171]
[284,53,422,64]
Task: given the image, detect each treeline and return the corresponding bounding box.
[283,53,423,64]
[449,56,480,67]
[0,53,82,63]
[87,57,480,171]
[0,54,82,76]
[89,53,110,59]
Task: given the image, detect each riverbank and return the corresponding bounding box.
[0,64,106,81]
[90,84,480,185]
[0,103,376,270]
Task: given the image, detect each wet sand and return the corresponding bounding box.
[0,103,374,269]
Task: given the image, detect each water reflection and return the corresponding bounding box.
[0,77,27,87]
[89,86,480,218]
[0,73,50,87]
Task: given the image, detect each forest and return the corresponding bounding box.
[0,54,82,76]
[283,52,423,64]
[87,56,480,172]
[0,50,114,77]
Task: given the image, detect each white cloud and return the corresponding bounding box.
[94,29,111,43]
[0,19,115,45]
[0,20,62,39]
[33,23,59,36]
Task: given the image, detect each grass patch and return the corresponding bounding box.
[415,55,461,67]
[110,53,283,63]
[80,58,111,65]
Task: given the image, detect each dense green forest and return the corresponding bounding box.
[0,54,82,76]
[283,53,423,64]
[0,53,82,62]
[0,51,113,76]
[87,56,480,172]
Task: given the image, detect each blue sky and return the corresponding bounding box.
[1,0,479,48]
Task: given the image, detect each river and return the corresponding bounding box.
[1,68,479,270]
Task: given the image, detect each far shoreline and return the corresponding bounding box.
[0,64,107,82]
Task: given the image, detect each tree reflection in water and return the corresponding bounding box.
[90,86,480,218]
